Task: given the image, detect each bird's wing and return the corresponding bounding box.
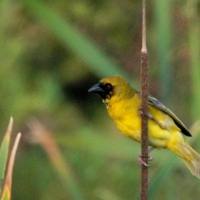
[148,96,192,137]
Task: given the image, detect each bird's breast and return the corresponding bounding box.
[106,98,142,142]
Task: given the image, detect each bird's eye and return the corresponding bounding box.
[104,83,113,91]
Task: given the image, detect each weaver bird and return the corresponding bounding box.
[88,75,200,178]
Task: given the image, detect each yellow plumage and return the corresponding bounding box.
[88,75,200,178]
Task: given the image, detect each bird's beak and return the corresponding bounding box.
[88,83,104,94]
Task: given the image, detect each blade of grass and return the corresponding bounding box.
[186,0,200,120]
[1,133,21,200]
[0,118,13,196]
[154,0,172,102]
[20,0,131,80]
[28,119,86,200]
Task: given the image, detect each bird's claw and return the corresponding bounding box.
[138,154,154,167]
[138,155,149,166]
[139,108,153,119]
[148,156,154,161]
[139,108,146,117]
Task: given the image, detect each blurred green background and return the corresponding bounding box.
[0,0,200,199]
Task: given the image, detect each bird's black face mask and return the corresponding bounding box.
[88,83,113,99]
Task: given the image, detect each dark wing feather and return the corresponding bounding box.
[148,96,192,137]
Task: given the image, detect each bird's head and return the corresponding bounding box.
[88,75,136,102]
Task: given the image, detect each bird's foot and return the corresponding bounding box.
[139,108,151,118]
[138,147,155,166]
[138,155,154,166]
[138,155,149,166]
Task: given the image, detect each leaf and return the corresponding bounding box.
[1,133,21,200]
[20,0,131,80]
[0,118,13,196]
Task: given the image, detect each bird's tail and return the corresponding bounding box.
[178,143,200,178]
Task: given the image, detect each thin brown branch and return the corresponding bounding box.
[140,0,149,199]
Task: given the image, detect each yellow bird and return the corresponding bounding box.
[88,75,200,178]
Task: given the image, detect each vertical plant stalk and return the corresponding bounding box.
[140,0,149,199]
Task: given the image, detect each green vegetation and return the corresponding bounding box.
[0,118,21,200]
[0,0,200,199]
